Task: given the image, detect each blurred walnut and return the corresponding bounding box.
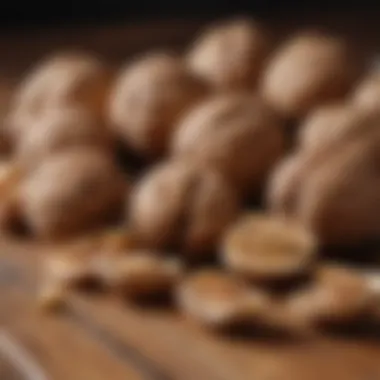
[0,161,24,230]
[177,269,270,328]
[269,106,380,220]
[261,31,356,118]
[99,250,183,297]
[171,93,285,194]
[19,147,128,240]
[0,81,15,155]
[15,106,112,168]
[297,137,380,244]
[186,18,269,90]
[285,263,374,326]
[97,227,138,255]
[7,52,112,143]
[269,136,380,245]
[299,103,380,152]
[352,66,380,112]
[108,52,206,157]
[222,213,317,281]
[129,160,240,255]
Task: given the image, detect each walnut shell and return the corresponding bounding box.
[186,18,269,90]
[129,160,240,255]
[261,31,355,118]
[7,51,112,142]
[108,52,206,157]
[352,68,380,112]
[19,147,128,239]
[286,263,374,325]
[268,109,380,219]
[299,103,380,152]
[171,93,285,194]
[297,137,380,245]
[15,106,112,168]
[177,269,270,328]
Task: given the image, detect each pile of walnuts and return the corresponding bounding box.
[2,17,380,336]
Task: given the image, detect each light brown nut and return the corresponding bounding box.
[19,147,128,240]
[98,227,137,255]
[261,31,355,118]
[38,281,67,312]
[171,93,285,194]
[129,160,240,255]
[362,269,380,319]
[299,102,353,151]
[177,269,270,328]
[43,253,93,287]
[108,52,206,157]
[186,18,268,90]
[40,234,111,295]
[297,136,380,245]
[299,102,380,152]
[222,213,317,281]
[266,154,305,215]
[8,52,112,142]
[352,67,380,112]
[363,270,380,297]
[285,263,374,326]
[0,161,25,230]
[267,145,352,216]
[0,81,15,155]
[268,107,380,219]
[98,250,182,297]
[15,107,112,168]
[0,161,23,194]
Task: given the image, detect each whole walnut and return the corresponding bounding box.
[299,102,380,151]
[298,103,355,151]
[297,137,380,244]
[352,68,380,112]
[269,135,380,245]
[267,152,311,215]
[261,31,356,118]
[7,52,112,143]
[129,160,240,255]
[171,93,285,194]
[15,106,112,168]
[108,52,206,157]
[19,147,128,240]
[186,18,269,90]
[0,82,15,155]
[0,161,24,230]
[269,106,380,217]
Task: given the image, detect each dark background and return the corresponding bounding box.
[0,1,371,29]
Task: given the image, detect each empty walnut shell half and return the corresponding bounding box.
[97,250,183,297]
[222,213,317,281]
[285,263,374,326]
[177,269,270,328]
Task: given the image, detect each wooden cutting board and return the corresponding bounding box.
[2,13,380,380]
[2,238,380,380]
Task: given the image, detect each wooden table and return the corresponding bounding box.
[1,13,380,379]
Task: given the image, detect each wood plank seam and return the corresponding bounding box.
[0,330,49,380]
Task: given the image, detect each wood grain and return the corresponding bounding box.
[2,238,380,380]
